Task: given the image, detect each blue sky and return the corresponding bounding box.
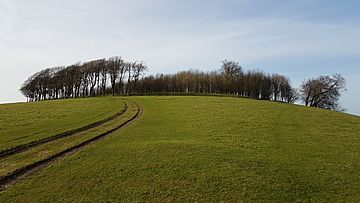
[0,0,359,115]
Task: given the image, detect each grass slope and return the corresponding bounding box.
[0,97,125,151]
[0,100,138,178]
[1,96,360,202]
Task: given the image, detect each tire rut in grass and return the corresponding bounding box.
[0,101,128,159]
[0,101,142,191]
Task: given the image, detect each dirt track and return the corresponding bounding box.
[0,101,128,159]
[0,101,143,190]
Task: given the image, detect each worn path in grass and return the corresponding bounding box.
[0,101,128,159]
[0,100,142,190]
[0,97,126,152]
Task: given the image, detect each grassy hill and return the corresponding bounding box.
[1,96,360,202]
[0,97,126,151]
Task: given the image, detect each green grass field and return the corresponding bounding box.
[0,100,138,177]
[0,97,125,151]
[1,96,360,202]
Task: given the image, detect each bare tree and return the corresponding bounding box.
[271,74,282,101]
[80,64,89,98]
[220,60,243,94]
[98,59,108,96]
[283,84,299,103]
[301,74,346,110]
[108,56,123,96]
[260,74,272,100]
[126,62,135,94]
[132,61,148,93]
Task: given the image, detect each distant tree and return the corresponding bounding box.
[260,74,272,100]
[126,62,133,94]
[98,59,108,96]
[108,56,122,96]
[220,60,243,94]
[117,60,127,95]
[271,74,282,101]
[86,61,97,96]
[132,61,148,93]
[80,64,89,98]
[247,70,264,99]
[20,76,36,102]
[300,74,346,110]
[283,84,299,103]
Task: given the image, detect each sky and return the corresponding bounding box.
[0,0,359,115]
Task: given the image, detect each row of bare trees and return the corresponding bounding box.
[20,56,147,101]
[21,58,346,111]
[134,60,298,103]
[20,59,298,103]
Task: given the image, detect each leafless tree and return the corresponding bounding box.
[301,74,346,110]
[220,60,243,94]
[98,59,108,96]
[132,61,148,93]
[108,56,122,96]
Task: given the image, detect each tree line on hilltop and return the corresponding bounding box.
[135,60,298,103]
[20,57,147,101]
[20,56,346,111]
